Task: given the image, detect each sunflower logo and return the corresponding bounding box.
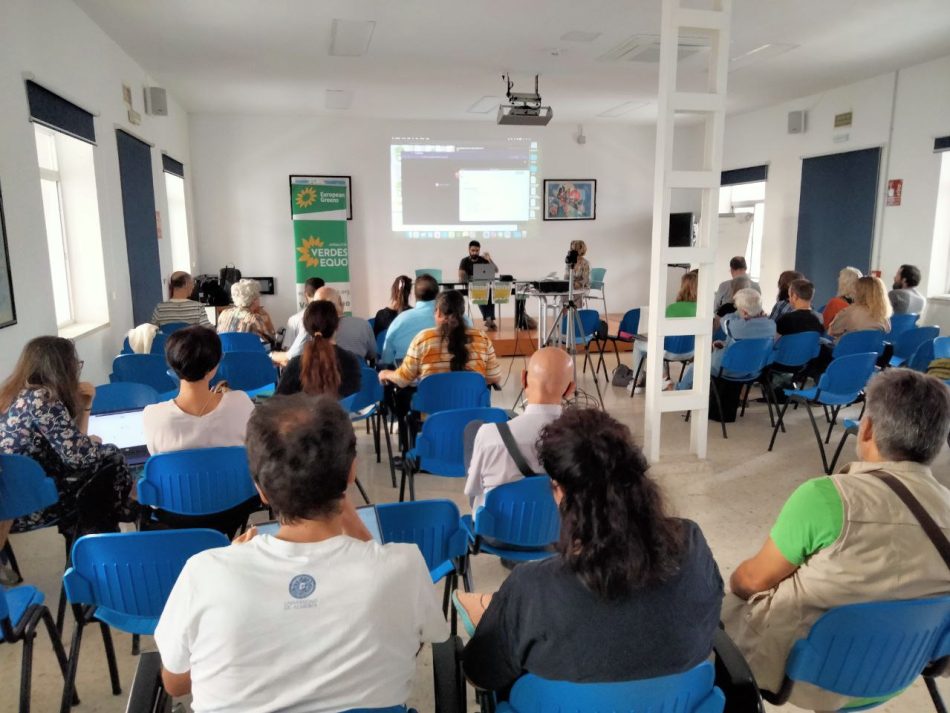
[297,236,324,268]
[295,186,318,209]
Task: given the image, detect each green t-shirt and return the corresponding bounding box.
[666,301,697,318]
[770,477,845,566]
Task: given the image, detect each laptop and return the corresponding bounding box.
[256,505,384,543]
[86,409,150,466]
[472,263,496,281]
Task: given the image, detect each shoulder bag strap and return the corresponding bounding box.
[496,422,536,477]
[871,470,950,571]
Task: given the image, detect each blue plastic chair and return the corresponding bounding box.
[402,407,508,501]
[60,529,230,713]
[111,354,177,394]
[887,313,920,339]
[827,418,861,474]
[909,337,938,373]
[890,326,939,367]
[158,321,189,335]
[833,330,885,358]
[599,308,641,370]
[347,367,396,487]
[771,331,821,371]
[213,351,278,397]
[558,309,603,381]
[710,338,775,439]
[762,597,950,711]
[138,447,259,535]
[411,372,490,414]
[2,583,72,713]
[148,332,167,356]
[91,382,160,415]
[934,337,950,360]
[768,352,878,474]
[416,268,443,283]
[460,476,560,578]
[630,334,696,398]
[219,331,267,353]
[495,661,724,713]
[587,267,607,316]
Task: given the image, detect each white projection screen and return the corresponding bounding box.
[390,137,540,239]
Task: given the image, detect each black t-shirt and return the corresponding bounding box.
[276,346,362,398]
[776,309,824,336]
[459,255,490,279]
[373,307,400,336]
[462,519,723,692]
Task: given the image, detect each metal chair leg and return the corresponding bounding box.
[711,380,728,439]
[355,477,371,505]
[768,400,793,451]
[59,607,86,713]
[382,413,397,488]
[20,624,34,713]
[2,540,23,584]
[926,675,947,713]
[99,620,122,695]
[39,607,77,705]
[803,402,832,474]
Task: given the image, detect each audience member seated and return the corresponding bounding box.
[723,369,950,711]
[828,275,892,338]
[378,290,501,388]
[380,274,442,365]
[374,275,412,336]
[676,288,775,390]
[0,337,135,536]
[142,326,255,455]
[281,277,325,350]
[714,256,761,311]
[822,266,862,330]
[563,240,591,307]
[154,394,448,711]
[775,278,824,336]
[889,263,926,315]
[632,270,697,389]
[150,271,212,327]
[288,286,376,363]
[217,279,277,347]
[464,347,574,510]
[714,275,753,333]
[457,408,723,692]
[768,270,804,321]
[277,301,361,398]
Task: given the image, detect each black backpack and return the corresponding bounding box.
[219,265,242,296]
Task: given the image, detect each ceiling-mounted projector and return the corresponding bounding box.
[497,73,553,126]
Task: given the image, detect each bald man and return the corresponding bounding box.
[464,347,575,510]
[287,286,376,363]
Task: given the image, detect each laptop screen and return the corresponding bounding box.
[255,505,384,544]
[87,409,147,450]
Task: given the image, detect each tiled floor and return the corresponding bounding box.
[2,358,947,712]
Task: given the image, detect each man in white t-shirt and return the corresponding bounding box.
[464,347,574,510]
[154,394,449,712]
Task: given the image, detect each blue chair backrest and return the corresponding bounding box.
[663,334,695,356]
[150,332,168,356]
[785,596,950,699]
[909,338,937,373]
[92,382,160,415]
[376,329,388,360]
[139,447,257,516]
[816,353,878,403]
[121,337,134,355]
[560,309,600,343]
[887,313,919,338]
[158,321,189,336]
[63,529,229,634]
[348,367,384,414]
[474,476,560,548]
[589,267,606,289]
[893,326,940,361]
[935,336,950,360]
[617,308,641,336]
[214,351,278,391]
[0,586,13,624]
[833,330,885,358]
[502,662,723,713]
[414,407,508,477]
[0,454,59,521]
[219,331,267,353]
[415,268,443,283]
[719,338,774,380]
[772,331,821,368]
[111,354,177,393]
[376,500,468,575]
[412,372,490,413]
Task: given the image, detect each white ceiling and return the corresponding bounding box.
[73,0,950,123]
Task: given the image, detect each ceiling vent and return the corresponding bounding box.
[598,34,709,63]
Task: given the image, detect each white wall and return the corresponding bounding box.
[0,0,193,383]
[722,54,950,306]
[188,116,667,329]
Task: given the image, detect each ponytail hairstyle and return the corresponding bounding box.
[537,408,686,600]
[390,275,413,312]
[300,301,342,396]
[436,290,469,372]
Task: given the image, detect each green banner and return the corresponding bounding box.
[290,178,351,313]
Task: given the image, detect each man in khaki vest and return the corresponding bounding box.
[723,369,950,711]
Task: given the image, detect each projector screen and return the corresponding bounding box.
[391,137,539,239]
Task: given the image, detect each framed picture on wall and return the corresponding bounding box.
[543,179,597,221]
[288,175,353,220]
[0,182,17,329]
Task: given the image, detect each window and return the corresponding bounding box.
[33,124,109,335]
[930,151,950,294]
[163,171,191,273]
[719,181,766,281]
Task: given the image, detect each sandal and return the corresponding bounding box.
[451,591,478,637]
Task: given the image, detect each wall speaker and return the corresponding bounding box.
[144,86,168,116]
[788,110,807,134]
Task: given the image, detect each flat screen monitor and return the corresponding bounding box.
[669,212,694,247]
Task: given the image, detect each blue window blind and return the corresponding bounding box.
[161,154,184,177]
[721,165,768,186]
[935,136,950,153]
[25,80,95,145]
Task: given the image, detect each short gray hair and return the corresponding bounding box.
[865,369,950,464]
[730,275,752,296]
[231,278,261,308]
[733,288,762,317]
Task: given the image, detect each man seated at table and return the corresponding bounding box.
[154,394,448,712]
[723,369,950,711]
[459,240,499,331]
